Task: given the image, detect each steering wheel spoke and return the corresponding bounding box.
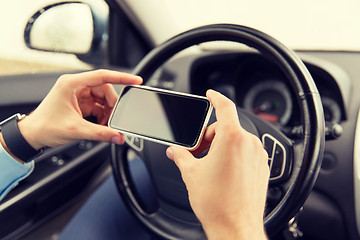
[237,108,294,184]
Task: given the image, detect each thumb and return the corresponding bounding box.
[79,121,124,144]
[166,146,195,171]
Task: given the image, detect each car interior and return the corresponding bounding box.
[1,0,360,239]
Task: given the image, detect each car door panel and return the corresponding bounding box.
[0,72,111,240]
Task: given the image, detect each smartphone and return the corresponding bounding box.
[108,85,213,150]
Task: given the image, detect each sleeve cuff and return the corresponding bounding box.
[0,143,34,202]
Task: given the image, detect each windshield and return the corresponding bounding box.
[121,0,360,51]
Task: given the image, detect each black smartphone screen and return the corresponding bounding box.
[109,86,212,148]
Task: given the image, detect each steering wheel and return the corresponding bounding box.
[111,24,325,239]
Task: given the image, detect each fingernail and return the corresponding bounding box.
[166,147,174,160]
[135,75,143,83]
[206,89,214,98]
[111,135,124,145]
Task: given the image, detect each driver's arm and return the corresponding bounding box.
[0,133,34,200]
[166,90,269,240]
[0,70,143,201]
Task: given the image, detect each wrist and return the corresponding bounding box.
[17,115,44,151]
[206,227,267,240]
[203,218,267,240]
[0,113,43,162]
[0,132,24,164]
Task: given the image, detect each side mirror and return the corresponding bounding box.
[24,2,108,65]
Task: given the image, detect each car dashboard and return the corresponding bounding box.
[190,52,349,128]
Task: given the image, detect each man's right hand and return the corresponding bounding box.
[166,89,269,240]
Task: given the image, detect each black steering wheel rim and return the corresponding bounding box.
[111,24,325,238]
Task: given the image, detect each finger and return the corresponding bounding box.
[203,122,217,143]
[104,84,119,108]
[93,94,118,125]
[166,146,195,170]
[67,69,143,88]
[103,101,114,125]
[91,103,108,125]
[206,89,240,127]
[78,120,124,144]
[91,83,119,108]
[191,123,216,156]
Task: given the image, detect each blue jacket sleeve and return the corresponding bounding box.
[0,143,34,202]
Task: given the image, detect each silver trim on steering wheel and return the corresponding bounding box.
[262,133,286,181]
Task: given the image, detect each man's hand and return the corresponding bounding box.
[18,69,142,150]
[166,90,269,240]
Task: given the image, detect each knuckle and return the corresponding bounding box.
[67,122,80,135]
[58,73,70,80]
[222,122,240,133]
[224,127,244,145]
[57,73,73,83]
[94,69,107,77]
[231,130,263,152]
[56,74,69,85]
[94,129,107,141]
[222,98,236,111]
[172,155,184,170]
[173,151,185,165]
[251,134,264,148]
[56,74,75,90]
